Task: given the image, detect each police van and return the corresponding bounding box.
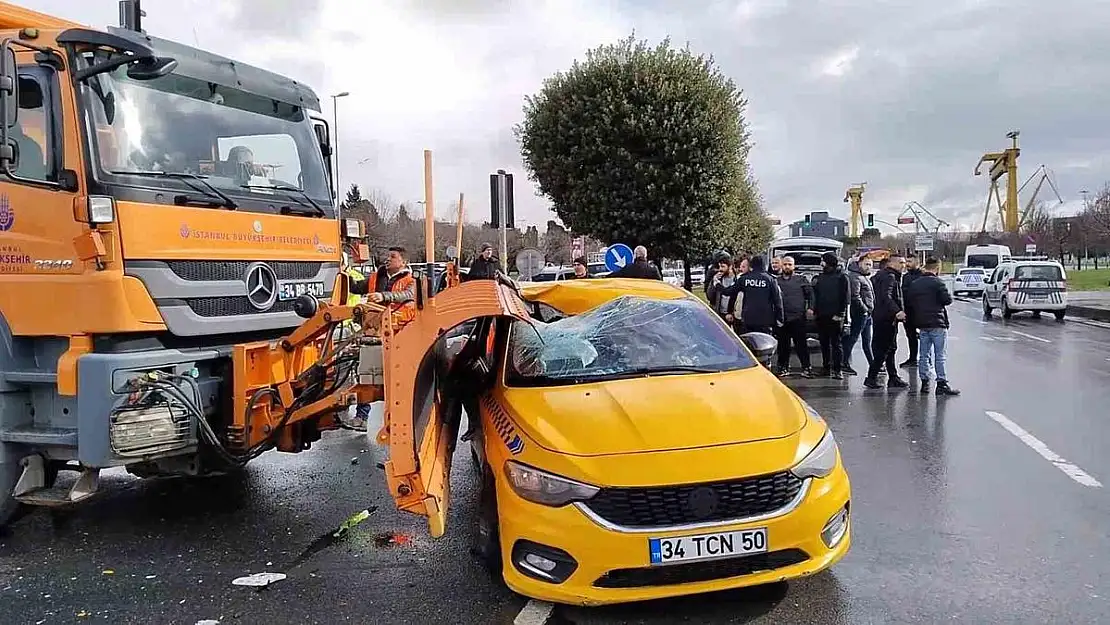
[982,259,1068,321]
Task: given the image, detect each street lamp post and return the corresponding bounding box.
[331,91,350,211]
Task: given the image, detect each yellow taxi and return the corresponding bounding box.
[466,278,851,605]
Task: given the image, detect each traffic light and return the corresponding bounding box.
[867,213,874,228]
[489,171,515,229]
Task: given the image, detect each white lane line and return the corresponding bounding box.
[1012,330,1051,344]
[515,600,555,625]
[985,411,1102,488]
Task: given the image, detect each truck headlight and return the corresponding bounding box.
[791,431,838,480]
[504,461,599,507]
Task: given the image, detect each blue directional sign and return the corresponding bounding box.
[604,243,634,273]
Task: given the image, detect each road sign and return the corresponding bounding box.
[514,247,545,279]
[604,243,634,273]
[898,217,916,225]
[1026,234,1036,244]
[914,234,934,251]
[445,245,458,259]
[1025,243,1037,253]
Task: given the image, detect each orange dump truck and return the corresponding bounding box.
[0,1,354,525]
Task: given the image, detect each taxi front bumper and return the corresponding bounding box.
[497,463,851,606]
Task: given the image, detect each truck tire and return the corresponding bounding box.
[0,444,22,527]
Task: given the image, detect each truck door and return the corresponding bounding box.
[0,53,85,323]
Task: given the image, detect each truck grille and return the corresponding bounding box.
[582,471,804,529]
[167,260,323,281]
[185,297,298,317]
[593,549,809,588]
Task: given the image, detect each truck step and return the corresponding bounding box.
[12,456,99,507]
[1,370,58,385]
[0,426,78,446]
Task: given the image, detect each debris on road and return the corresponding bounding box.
[373,532,413,548]
[230,572,287,588]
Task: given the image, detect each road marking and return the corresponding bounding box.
[979,336,995,341]
[985,411,1102,488]
[1012,330,1051,344]
[515,600,555,625]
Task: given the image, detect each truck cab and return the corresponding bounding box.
[0,4,340,525]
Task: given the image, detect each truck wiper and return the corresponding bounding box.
[110,170,238,209]
[241,184,325,217]
[279,205,324,217]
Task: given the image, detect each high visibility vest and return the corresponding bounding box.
[342,267,365,328]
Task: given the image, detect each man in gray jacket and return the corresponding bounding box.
[841,257,875,375]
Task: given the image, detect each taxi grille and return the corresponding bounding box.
[582,472,803,529]
[593,549,809,588]
[185,297,298,317]
[167,260,323,282]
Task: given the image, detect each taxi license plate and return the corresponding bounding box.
[279,281,325,301]
[649,528,767,565]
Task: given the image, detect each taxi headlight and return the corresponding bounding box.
[504,460,600,507]
[791,431,838,480]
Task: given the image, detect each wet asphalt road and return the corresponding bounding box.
[2,297,1109,624]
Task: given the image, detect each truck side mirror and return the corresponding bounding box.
[1,45,18,130]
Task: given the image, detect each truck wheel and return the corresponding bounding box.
[0,447,23,528]
[472,467,503,576]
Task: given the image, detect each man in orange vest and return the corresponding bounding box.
[349,246,417,324]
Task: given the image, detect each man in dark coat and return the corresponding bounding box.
[900,255,924,367]
[864,254,910,389]
[811,252,852,379]
[774,256,813,377]
[465,243,500,280]
[904,257,961,395]
[609,245,663,280]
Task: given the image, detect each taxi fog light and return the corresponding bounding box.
[821,505,849,548]
[504,460,599,507]
[511,540,578,584]
[791,431,838,480]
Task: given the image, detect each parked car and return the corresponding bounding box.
[982,260,1068,321]
[952,267,987,297]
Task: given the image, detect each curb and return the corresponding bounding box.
[1066,305,1110,323]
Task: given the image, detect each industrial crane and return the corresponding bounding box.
[975,131,1021,233]
[1016,164,1064,229]
[843,183,866,238]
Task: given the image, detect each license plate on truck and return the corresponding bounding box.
[649,528,767,565]
[279,281,325,301]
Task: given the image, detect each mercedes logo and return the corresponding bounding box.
[686,487,720,520]
[244,262,278,311]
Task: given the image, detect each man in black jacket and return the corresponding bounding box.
[774,256,814,377]
[724,255,783,335]
[904,257,960,395]
[864,255,910,389]
[465,244,500,280]
[811,252,852,379]
[609,245,663,280]
[900,256,924,368]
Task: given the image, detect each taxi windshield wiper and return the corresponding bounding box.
[109,170,238,209]
[241,184,325,217]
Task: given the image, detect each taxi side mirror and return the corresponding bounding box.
[740,331,777,365]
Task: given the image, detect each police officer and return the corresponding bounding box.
[723,255,783,335]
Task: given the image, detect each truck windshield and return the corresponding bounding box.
[506,295,757,386]
[75,52,332,215]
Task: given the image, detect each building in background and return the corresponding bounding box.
[790,211,849,239]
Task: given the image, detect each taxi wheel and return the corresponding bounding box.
[472,467,503,575]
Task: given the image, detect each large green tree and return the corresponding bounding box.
[516,34,767,262]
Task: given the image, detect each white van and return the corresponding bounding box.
[982,260,1068,321]
[964,244,1012,271]
[768,236,843,280]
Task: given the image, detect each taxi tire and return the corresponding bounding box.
[472,467,503,576]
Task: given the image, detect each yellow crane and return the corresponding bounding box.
[975,130,1021,233]
[843,182,866,238]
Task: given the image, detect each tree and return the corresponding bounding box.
[542,220,572,265]
[516,34,763,265]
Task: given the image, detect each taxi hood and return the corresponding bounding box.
[500,368,807,457]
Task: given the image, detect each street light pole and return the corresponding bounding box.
[331,91,350,212]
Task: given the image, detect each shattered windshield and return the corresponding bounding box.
[506,295,757,386]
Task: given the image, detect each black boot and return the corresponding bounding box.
[888,376,909,388]
[863,377,883,389]
[936,380,961,396]
[919,379,931,394]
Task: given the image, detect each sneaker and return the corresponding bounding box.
[863,377,883,389]
[843,366,858,376]
[888,376,909,388]
[776,367,792,377]
[830,370,843,380]
[800,368,815,379]
[936,380,961,396]
[919,379,931,394]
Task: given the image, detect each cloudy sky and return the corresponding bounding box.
[27,0,1110,235]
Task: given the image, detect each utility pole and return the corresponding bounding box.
[331,92,350,211]
[496,170,509,273]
